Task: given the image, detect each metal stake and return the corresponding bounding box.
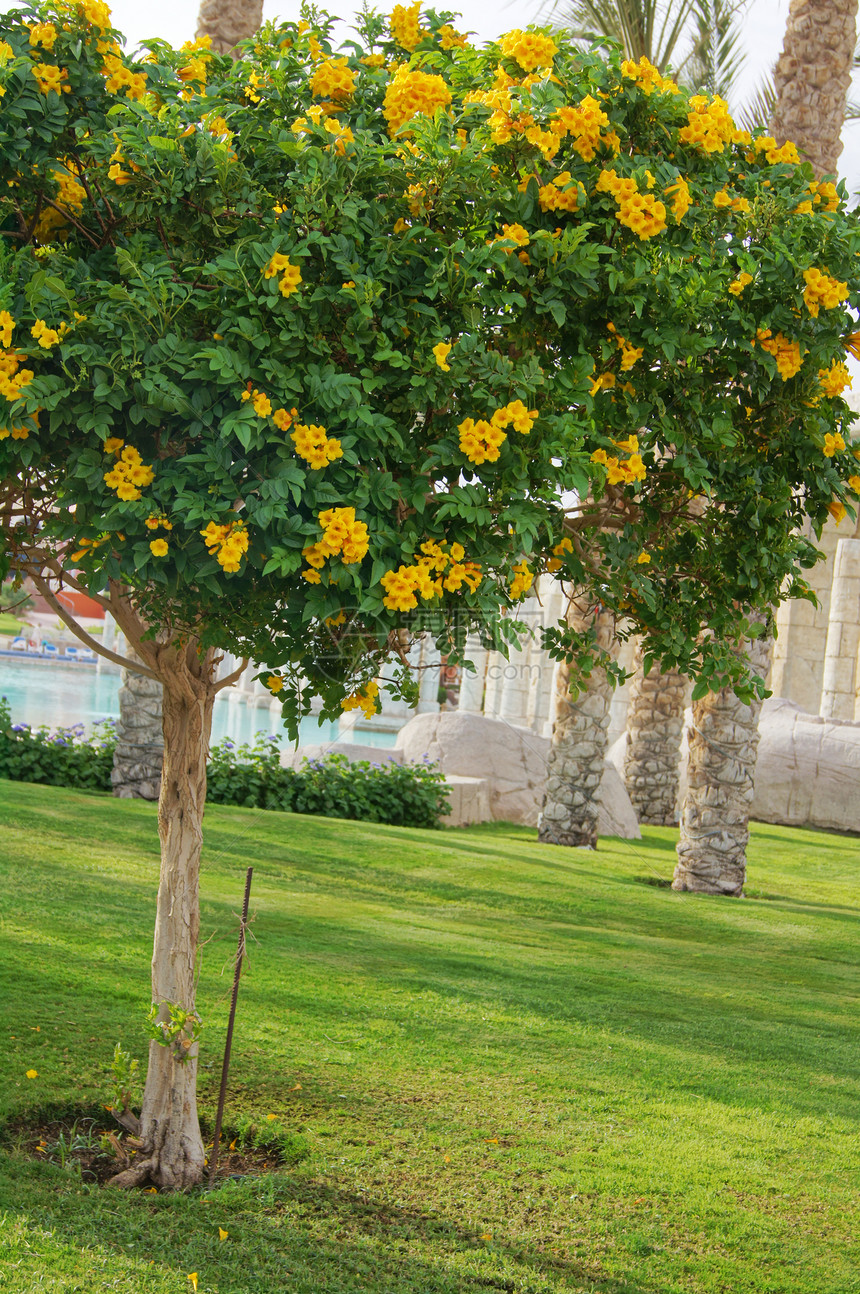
[209,866,253,1185]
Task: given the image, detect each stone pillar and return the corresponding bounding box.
[819,538,860,721]
[458,635,488,713]
[482,649,506,718]
[624,642,689,826]
[112,661,164,800]
[417,638,442,713]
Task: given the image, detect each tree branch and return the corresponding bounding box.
[29,574,160,679]
[214,657,249,692]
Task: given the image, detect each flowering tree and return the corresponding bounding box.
[1,0,859,1188]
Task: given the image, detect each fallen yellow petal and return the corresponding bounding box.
[219,1228,228,1241]
[25,1069,38,1079]
[266,1113,277,1122]
[187,1276,198,1293]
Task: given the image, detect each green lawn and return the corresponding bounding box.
[0,781,858,1294]
[0,611,23,635]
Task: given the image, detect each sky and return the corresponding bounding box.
[0,0,858,183]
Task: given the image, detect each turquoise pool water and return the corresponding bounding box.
[0,655,395,749]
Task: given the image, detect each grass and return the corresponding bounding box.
[0,780,858,1294]
[0,612,23,635]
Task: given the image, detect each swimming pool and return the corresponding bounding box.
[0,656,395,749]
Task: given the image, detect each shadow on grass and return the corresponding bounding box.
[0,1156,651,1294]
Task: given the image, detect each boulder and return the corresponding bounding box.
[751,697,860,833]
[283,741,403,769]
[395,711,640,837]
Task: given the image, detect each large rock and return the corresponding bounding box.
[750,697,860,833]
[395,712,640,837]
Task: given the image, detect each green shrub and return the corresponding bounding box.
[0,699,450,828]
[207,735,450,828]
[0,696,116,791]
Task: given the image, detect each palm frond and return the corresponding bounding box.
[736,73,776,133]
[684,0,748,97]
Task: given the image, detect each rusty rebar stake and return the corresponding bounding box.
[209,866,253,1185]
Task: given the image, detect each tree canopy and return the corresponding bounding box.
[1,0,859,716]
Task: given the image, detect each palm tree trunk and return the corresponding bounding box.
[624,643,689,826]
[112,657,164,801]
[196,0,264,55]
[673,630,773,897]
[770,0,859,178]
[539,600,617,849]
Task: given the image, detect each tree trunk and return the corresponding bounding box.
[196,0,264,55]
[673,631,773,897]
[112,657,164,801]
[770,0,859,179]
[108,642,217,1190]
[624,643,689,826]
[539,601,617,849]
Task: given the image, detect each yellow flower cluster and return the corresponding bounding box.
[145,514,173,530]
[0,348,34,402]
[822,432,846,456]
[551,96,617,162]
[597,169,666,240]
[621,56,678,96]
[31,63,70,95]
[383,66,452,135]
[607,322,643,371]
[102,44,147,100]
[591,435,646,485]
[499,29,558,73]
[0,312,14,348]
[389,1,426,51]
[29,22,58,49]
[803,268,849,318]
[323,117,355,154]
[459,400,537,465]
[290,422,343,469]
[433,342,452,370]
[679,95,736,153]
[75,0,112,30]
[176,36,212,90]
[437,25,468,50]
[341,679,379,720]
[538,171,580,213]
[265,253,302,297]
[302,507,369,581]
[664,176,691,220]
[804,180,839,214]
[0,422,29,440]
[241,386,272,417]
[273,405,297,431]
[752,135,800,165]
[729,271,753,296]
[200,520,250,572]
[754,329,802,380]
[310,57,356,102]
[546,536,572,573]
[104,445,155,501]
[380,540,482,611]
[819,363,851,400]
[509,560,533,600]
[31,319,68,349]
[497,222,529,249]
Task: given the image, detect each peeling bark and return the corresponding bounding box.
[108,641,216,1190]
